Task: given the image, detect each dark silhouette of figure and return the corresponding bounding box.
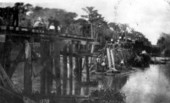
[82,24,90,37]
[0,8,5,25]
[5,7,13,25]
[48,17,60,33]
[0,7,13,25]
[12,3,21,26]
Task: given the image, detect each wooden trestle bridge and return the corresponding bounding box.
[0,25,99,103]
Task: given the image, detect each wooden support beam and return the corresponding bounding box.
[107,48,111,68]
[8,44,25,78]
[0,43,4,64]
[0,86,23,103]
[55,57,61,95]
[75,57,79,81]
[2,38,13,77]
[74,57,81,95]
[85,56,90,82]
[47,42,53,94]
[24,60,32,94]
[46,63,53,94]
[78,57,82,82]
[40,41,49,94]
[74,55,81,96]
[54,47,61,95]
[63,46,68,95]
[110,48,117,71]
[0,64,21,93]
[40,68,46,94]
[69,43,73,95]
[24,40,32,94]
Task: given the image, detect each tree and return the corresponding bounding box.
[81,7,108,39]
[18,4,78,31]
[109,22,121,33]
[157,33,170,56]
[61,12,77,33]
[82,7,104,23]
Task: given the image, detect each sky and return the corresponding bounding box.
[1,0,170,44]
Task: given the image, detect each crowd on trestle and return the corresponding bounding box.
[0,3,60,33]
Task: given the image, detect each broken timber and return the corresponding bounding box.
[0,64,22,93]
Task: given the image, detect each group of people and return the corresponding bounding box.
[0,5,60,33]
[0,3,24,26]
[0,2,60,32]
[33,17,60,33]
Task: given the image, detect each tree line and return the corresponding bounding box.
[0,2,152,53]
[157,33,170,57]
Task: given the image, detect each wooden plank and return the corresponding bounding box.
[60,52,96,57]
[59,35,94,42]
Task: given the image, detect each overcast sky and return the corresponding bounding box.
[2,0,170,44]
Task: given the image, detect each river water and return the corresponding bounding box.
[12,62,170,103]
[122,63,170,103]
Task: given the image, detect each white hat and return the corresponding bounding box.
[49,25,55,30]
[141,50,147,54]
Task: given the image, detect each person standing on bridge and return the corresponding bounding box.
[48,17,60,33]
[12,3,20,26]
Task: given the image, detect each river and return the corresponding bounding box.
[122,63,170,103]
[11,62,170,103]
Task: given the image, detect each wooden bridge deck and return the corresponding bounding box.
[0,25,96,42]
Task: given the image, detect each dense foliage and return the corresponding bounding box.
[157,33,170,56]
[0,2,152,53]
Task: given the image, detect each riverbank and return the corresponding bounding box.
[151,57,170,64]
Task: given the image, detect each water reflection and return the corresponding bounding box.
[12,62,170,103]
[122,64,170,103]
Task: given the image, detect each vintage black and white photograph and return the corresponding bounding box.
[0,0,170,103]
